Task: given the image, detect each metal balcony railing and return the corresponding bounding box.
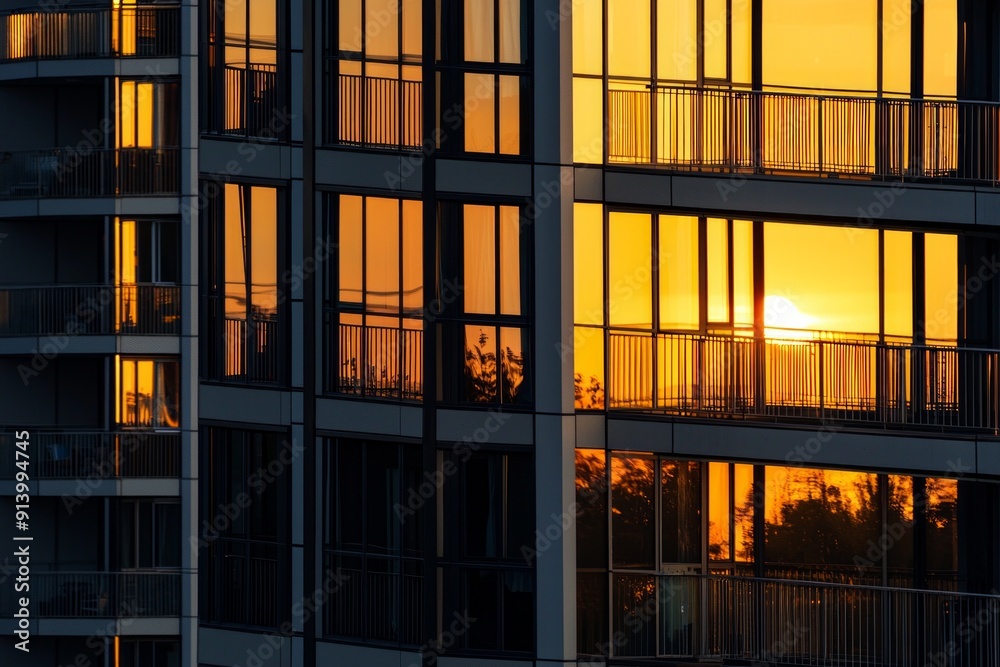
[609,573,1000,664]
[0,148,179,198]
[214,63,281,138]
[0,571,180,618]
[0,431,180,478]
[0,284,180,335]
[608,86,1000,184]
[335,322,423,400]
[323,555,423,646]
[330,72,423,149]
[605,331,1000,433]
[0,6,180,61]
[224,315,279,383]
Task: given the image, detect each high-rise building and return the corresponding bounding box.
[2,0,1000,665]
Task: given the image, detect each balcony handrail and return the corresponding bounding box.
[608,85,1000,184]
[0,430,180,478]
[0,283,180,335]
[642,82,1000,106]
[334,321,424,400]
[0,147,179,199]
[609,571,1000,663]
[0,570,181,617]
[604,330,1000,433]
[0,5,181,62]
[331,72,424,149]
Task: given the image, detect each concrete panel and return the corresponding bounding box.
[575,414,606,447]
[438,658,533,667]
[199,384,287,425]
[574,166,604,201]
[315,642,421,667]
[0,61,36,82]
[120,479,181,496]
[437,409,534,445]
[400,404,423,438]
[119,59,179,78]
[0,200,38,219]
[37,479,120,497]
[36,60,116,79]
[118,336,181,355]
[199,138,286,180]
[976,190,1000,227]
[39,199,118,218]
[605,170,672,207]
[975,439,1000,476]
[671,174,976,225]
[316,397,402,436]
[315,149,421,192]
[115,198,181,217]
[672,422,976,474]
[436,159,533,197]
[607,418,672,453]
[199,627,286,667]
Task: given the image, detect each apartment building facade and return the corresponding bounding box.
[1,0,1000,666]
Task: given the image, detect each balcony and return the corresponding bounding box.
[333,322,423,400]
[606,573,1000,663]
[0,571,180,618]
[0,431,180,479]
[0,284,179,335]
[210,64,281,139]
[330,73,423,149]
[0,5,180,62]
[0,148,178,199]
[603,331,1000,434]
[222,315,279,383]
[608,86,1000,184]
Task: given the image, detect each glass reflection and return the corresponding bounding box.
[611,454,655,569]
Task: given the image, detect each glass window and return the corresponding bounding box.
[661,460,701,563]
[608,213,652,329]
[765,466,880,581]
[763,0,877,91]
[208,184,282,384]
[118,358,179,429]
[330,194,423,399]
[208,0,280,137]
[659,215,699,330]
[611,454,655,569]
[924,233,957,343]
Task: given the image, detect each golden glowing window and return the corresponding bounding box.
[117,357,180,429]
[118,80,179,149]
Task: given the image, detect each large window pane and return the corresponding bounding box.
[609,213,652,328]
[611,454,655,569]
[464,0,494,62]
[703,0,727,79]
[607,0,650,78]
[883,0,911,95]
[366,0,399,58]
[573,77,603,163]
[339,195,363,304]
[465,73,496,152]
[659,215,698,330]
[661,460,701,563]
[763,0,877,91]
[402,200,423,312]
[573,0,602,75]
[707,218,729,323]
[498,75,520,155]
[884,230,912,338]
[657,0,696,81]
[765,466,880,581]
[498,0,521,63]
[499,206,521,315]
[463,205,496,314]
[576,449,608,569]
[250,186,278,314]
[365,198,401,313]
[575,203,604,325]
[708,461,730,560]
[764,222,879,335]
[923,0,957,98]
[924,233,957,342]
